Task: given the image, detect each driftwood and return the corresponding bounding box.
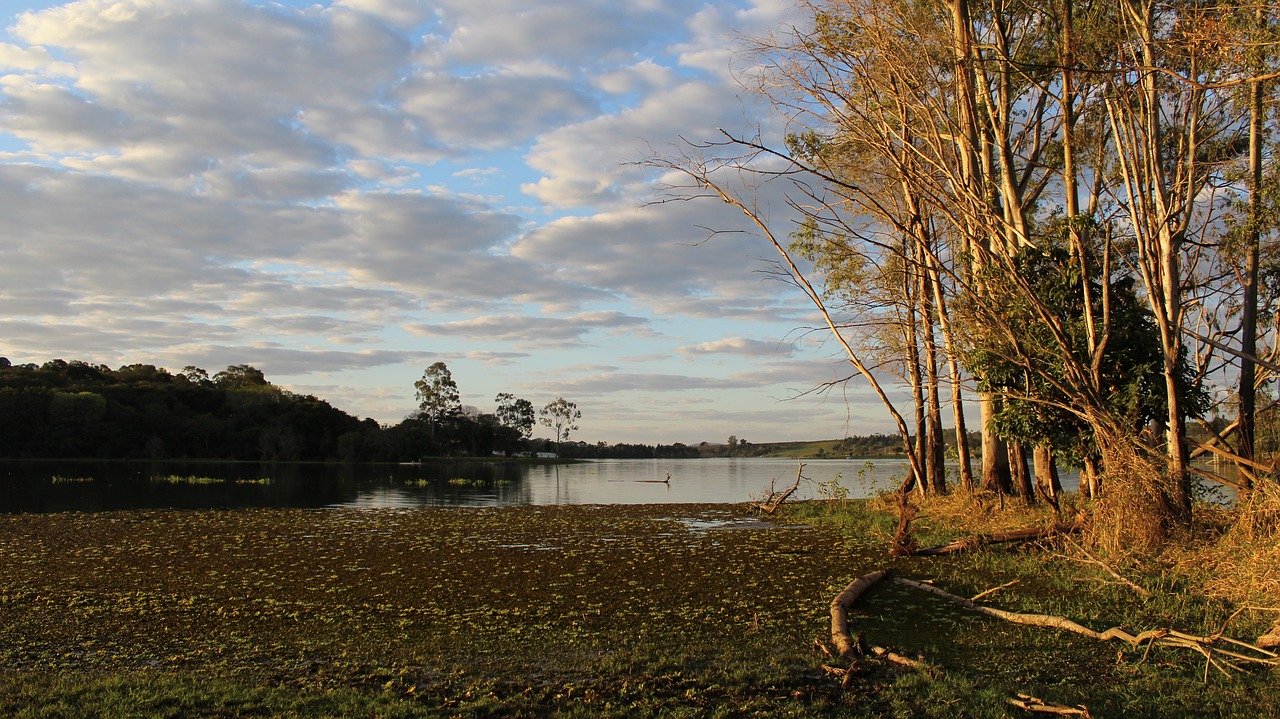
[752,463,804,514]
[829,571,888,656]
[827,569,1278,707]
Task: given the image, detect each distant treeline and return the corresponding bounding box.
[701,431,984,459]
[0,358,695,462]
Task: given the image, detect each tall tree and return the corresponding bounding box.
[653,0,1280,548]
[539,397,582,453]
[494,392,536,438]
[415,362,460,442]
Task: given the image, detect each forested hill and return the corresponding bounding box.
[0,359,372,461]
[0,358,693,462]
[0,357,967,463]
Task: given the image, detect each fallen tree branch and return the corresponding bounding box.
[888,576,1279,674]
[752,463,804,514]
[971,579,1020,603]
[910,522,1084,556]
[1061,537,1152,598]
[827,571,938,674]
[1009,693,1092,717]
[829,571,888,657]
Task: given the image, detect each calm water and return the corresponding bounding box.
[0,457,930,513]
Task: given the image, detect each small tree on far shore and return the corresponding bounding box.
[539,397,581,454]
[495,392,536,439]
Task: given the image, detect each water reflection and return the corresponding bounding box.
[0,456,1101,513]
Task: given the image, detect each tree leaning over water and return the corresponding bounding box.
[654,0,1280,549]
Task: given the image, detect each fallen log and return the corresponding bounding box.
[827,570,938,674]
[829,571,888,656]
[911,522,1083,556]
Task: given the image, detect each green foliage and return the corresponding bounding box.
[539,397,582,448]
[0,361,365,461]
[494,391,536,439]
[413,362,461,427]
[962,242,1206,463]
[815,473,849,510]
[212,364,273,391]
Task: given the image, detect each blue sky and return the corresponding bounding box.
[0,0,898,444]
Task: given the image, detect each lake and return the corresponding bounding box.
[0,457,939,513]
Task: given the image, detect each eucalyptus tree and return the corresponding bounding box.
[415,362,460,442]
[653,0,1280,545]
[539,397,582,453]
[494,392,536,438]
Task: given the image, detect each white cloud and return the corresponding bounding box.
[677,337,796,357]
[406,311,649,345]
[429,0,682,68]
[0,0,895,440]
[396,70,599,148]
[335,0,435,29]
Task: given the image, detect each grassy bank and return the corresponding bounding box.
[0,500,1275,717]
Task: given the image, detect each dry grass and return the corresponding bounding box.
[869,469,1278,622]
[866,487,1080,544]
[1176,477,1280,608]
[1088,431,1187,555]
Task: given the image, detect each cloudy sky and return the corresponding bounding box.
[0,0,896,444]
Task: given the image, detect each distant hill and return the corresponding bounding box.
[697,431,982,459]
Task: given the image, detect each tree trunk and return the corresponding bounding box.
[980,395,1012,494]
[921,244,947,494]
[1033,444,1060,506]
[905,243,930,497]
[1009,441,1035,504]
[1237,27,1264,492]
[930,256,975,491]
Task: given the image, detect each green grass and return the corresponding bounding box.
[0,501,1275,717]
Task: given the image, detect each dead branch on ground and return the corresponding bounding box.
[888,576,1279,675]
[1059,536,1152,598]
[1009,694,1093,717]
[971,579,1020,602]
[824,568,1274,690]
[910,522,1084,556]
[827,571,938,674]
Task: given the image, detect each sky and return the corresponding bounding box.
[0,0,900,445]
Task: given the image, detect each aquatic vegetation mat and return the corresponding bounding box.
[0,502,1275,718]
[0,504,873,716]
